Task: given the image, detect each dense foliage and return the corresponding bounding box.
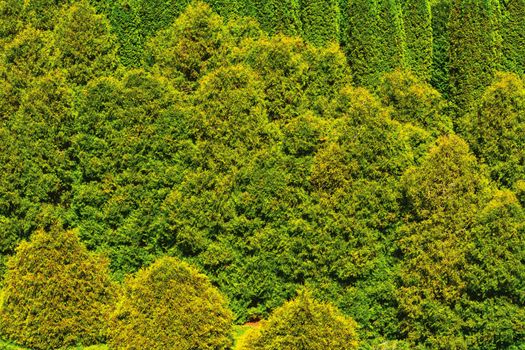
[108,257,233,350]
[1,0,525,348]
[237,290,359,350]
[0,226,116,350]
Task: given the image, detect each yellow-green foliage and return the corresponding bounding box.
[377,69,452,135]
[2,26,55,88]
[147,1,224,84]
[108,256,233,350]
[0,0,23,44]
[237,291,358,350]
[0,226,116,350]
[53,1,118,85]
[465,72,525,188]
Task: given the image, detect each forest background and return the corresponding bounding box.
[1,0,525,348]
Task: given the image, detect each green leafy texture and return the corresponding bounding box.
[0,226,116,350]
[160,64,284,321]
[106,1,144,67]
[501,0,525,75]
[345,0,406,87]
[402,0,432,81]
[104,0,192,67]
[147,1,224,86]
[53,1,118,85]
[108,256,233,350]
[1,26,55,90]
[448,0,502,112]
[430,0,451,97]
[205,0,243,18]
[376,69,452,135]
[464,72,525,189]
[344,0,381,87]
[134,0,192,37]
[310,87,425,342]
[0,70,75,279]
[22,0,72,30]
[237,290,359,350]
[69,69,188,277]
[252,0,302,37]
[191,64,269,151]
[376,0,407,74]
[397,135,491,348]
[461,190,525,349]
[338,0,349,45]
[0,0,23,45]
[516,180,525,208]
[300,0,340,46]
[233,35,350,121]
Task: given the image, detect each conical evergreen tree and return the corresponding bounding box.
[238,290,359,350]
[462,190,525,349]
[252,0,302,37]
[345,0,406,87]
[345,0,381,87]
[0,226,116,350]
[430,0,451,96]
[402,0,433,81]
[377,0,407,72]
[147,1,224,84]
[397,135,491,348]
[300,0,340,46]
[501,0,525,74]
[108,256,233,350]
[448,0,501,111]
[53,1,118,85]
[465,72,525,188]
[377,69,452,135]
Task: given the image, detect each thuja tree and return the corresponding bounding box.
[53,1,118,85]
[376,70,452,135]
[108,256,233,350]
[69,69,188,277]
[345,0,406,87]
[300,0,340,46]
[233,35,350,121]
[0,70,76,274]
[430,0,451,96]
[501,0,525,74]
[465,72,525,189]
[448,0,501,112]
[402,0,432,81]
[344,0,381,87]
[2,26,54,91]
[205,0,244,19]
[22,0,72,30]
[105,1,143,67]
[254,0,302,37]
[0,226,116,350]
[237,291,359,350]
[397,135,492,348]
[462,190,525,349]
[147,1,224,85]
[376,0,407,74]
[0,0,23,44]
[309,87,423,342]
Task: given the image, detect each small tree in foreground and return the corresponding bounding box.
[237,290,359,350]
[108,256,233,350]
[0,225,116,350]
